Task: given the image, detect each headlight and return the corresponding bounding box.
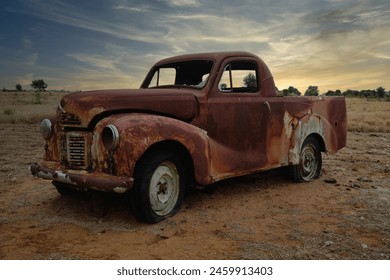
[102,124,120,151]
[40,119,52,140]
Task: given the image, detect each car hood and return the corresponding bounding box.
[58,88,199,127]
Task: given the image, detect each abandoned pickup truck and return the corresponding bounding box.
[31,51,347,223]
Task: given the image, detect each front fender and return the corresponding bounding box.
[93,114,212,185]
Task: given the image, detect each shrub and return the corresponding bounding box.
[4,108,16,115]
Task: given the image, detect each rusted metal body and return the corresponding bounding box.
[31,51,347,194]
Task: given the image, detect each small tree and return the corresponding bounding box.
[304,85,319,96]
[282,89,290,96]
[243,73,257,88]
[376,87,385,98]
[288,86,301,96]
[31,79,48,91]
[325,90,334,96]
[15,84,22,92]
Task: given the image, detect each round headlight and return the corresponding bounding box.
[102,124,120,151]
[40,119,52,140]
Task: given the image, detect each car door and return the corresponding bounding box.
[206,57,271,178]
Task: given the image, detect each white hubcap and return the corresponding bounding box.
[149,161,179,216]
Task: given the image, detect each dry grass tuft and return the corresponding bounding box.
[346,98,390,133]
[0,91,66,124]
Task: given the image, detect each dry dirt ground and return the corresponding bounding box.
[0,124,389,260]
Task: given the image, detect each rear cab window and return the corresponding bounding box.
[218,61,260,93]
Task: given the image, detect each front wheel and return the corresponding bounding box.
[292,137,322,182]
[131,151,186,223]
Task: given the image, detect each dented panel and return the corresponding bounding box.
[92,113,212,185]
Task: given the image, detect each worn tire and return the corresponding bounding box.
[131,151,186,223]
[292,136,322,182]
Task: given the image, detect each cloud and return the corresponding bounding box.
[67,53,119,71]
[165,0,200,7]
[25,53,39,66]
[11,0,277,52]
[12,0,164,44]
[64,42,159,90]
[299,0,390,34]
[22,38,34,49]
[16,73,35,87]
[113,4,151,13]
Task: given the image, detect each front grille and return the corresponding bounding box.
[59,112,81,126]
[60,132,90,169]
[68,134,86,167]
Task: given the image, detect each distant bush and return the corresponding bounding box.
[325,90,342,96]
[33,91,42,104]
[342,87,387,98]
[304,85,319,96]
[280,85,388,99]
[4,108,15,115]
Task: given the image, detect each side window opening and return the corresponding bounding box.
[218,61,259,93]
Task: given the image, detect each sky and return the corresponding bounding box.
[0,0,389,93]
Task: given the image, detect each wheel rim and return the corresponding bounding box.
[299,143,318,181]
[149,161,180,216]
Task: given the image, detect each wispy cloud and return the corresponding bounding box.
[12,0,163,44]
[165,0,200,7]
[67,53,119,71]
[25,53,38,66]
[113,4,152,13]
[22,38,34,49]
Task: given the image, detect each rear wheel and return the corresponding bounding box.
[131,151,186,223]
[292,137,322,182]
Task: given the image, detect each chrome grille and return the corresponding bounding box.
[68,134,86,168]
[61,132,90,169]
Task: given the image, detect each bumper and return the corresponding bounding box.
[30,163,134,193]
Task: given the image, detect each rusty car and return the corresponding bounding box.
[30,51,347,223]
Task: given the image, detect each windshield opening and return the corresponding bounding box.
[144,60,213,89]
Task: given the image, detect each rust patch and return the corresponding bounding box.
[30,163,133,192]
